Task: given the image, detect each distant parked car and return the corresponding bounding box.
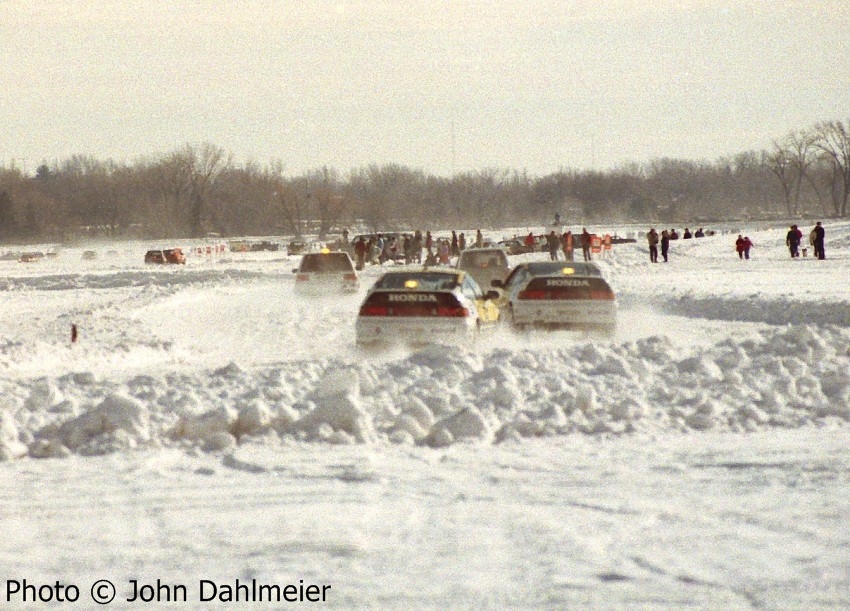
[145,248,186,264]
[19,252,44,263]
[287,240,309,256]
[82,250,97,260]
[249,240,279,252]
[498,239,534,256]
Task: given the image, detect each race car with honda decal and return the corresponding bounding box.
[355,269,500,345]
[490,261,617,332]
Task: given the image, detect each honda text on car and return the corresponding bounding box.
[491,261,617,333]
[355,269,500,345]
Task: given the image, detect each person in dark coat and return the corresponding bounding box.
[354,237,368,270]
[546,231,560,261]
[660,229,670,262]
[813,221,826,260]
[647,228,659,263]
[786,224,802,258]
[580,228,593,261]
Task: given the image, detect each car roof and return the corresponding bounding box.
[371,269,464,289]
[301,251,350,258]
[460,246,506,253]
[377,269,461,279]
[521,261,603,277]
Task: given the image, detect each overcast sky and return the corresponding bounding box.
[2,0,848,177]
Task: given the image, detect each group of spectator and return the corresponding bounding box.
[537,228,595,262]
[786,222,826,260]
[351,228,488,270]
[645,222,828,263]
[348,220,831,271]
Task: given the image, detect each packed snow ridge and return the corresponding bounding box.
[2,324,849,460]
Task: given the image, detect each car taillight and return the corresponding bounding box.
[518,290,547,300]
[296,274,310,282]
[360,305,388,316]
[343,273,357,281]
[589,290,615,300]
[436,305,469,317]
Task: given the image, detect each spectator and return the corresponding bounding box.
[736,235,753,260]
[474,229,484,248]
[458,232,466,252]
[694,227,705,238]
[451,231,459,257]
[660,229,670,262]
[562,230,574,261]
[580,228,593,261]
[743,236,753,259]
[683,227,692,239]
[786,224,802,258]
[647,228,659,263]
[546,231,560,261]
[813,221,826,260]
[354,236,367,270]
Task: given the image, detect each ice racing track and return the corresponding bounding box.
[1,230,849,608]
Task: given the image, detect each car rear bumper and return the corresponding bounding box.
[511,301,617,327]
[355,316,476,345]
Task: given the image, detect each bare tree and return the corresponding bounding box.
[813,120,850,217]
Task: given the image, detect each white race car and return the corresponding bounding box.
[355,269,500,346]
[492,261,617,332]
[293,250,359,294]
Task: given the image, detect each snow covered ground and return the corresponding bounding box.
[1,221,849,609]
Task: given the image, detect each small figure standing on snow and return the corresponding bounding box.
[71,324,78,343]
[736,235,753,259]
[812,221,826,260]
[546,231,560,261]
[660,229,670,262]
[647,228,659,263]
[786,224,802,258]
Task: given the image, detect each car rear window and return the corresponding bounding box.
[300,253,354,273]
[374,272,459,291]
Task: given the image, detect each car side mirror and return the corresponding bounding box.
[485,290,500,301]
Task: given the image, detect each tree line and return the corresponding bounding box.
[0,120,847,243]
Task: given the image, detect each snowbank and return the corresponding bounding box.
[1,324,848,459]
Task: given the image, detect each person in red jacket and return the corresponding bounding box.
[735,235,753,259]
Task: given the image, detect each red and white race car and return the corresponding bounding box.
[355,269,500,346]
[491,261,617,333]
